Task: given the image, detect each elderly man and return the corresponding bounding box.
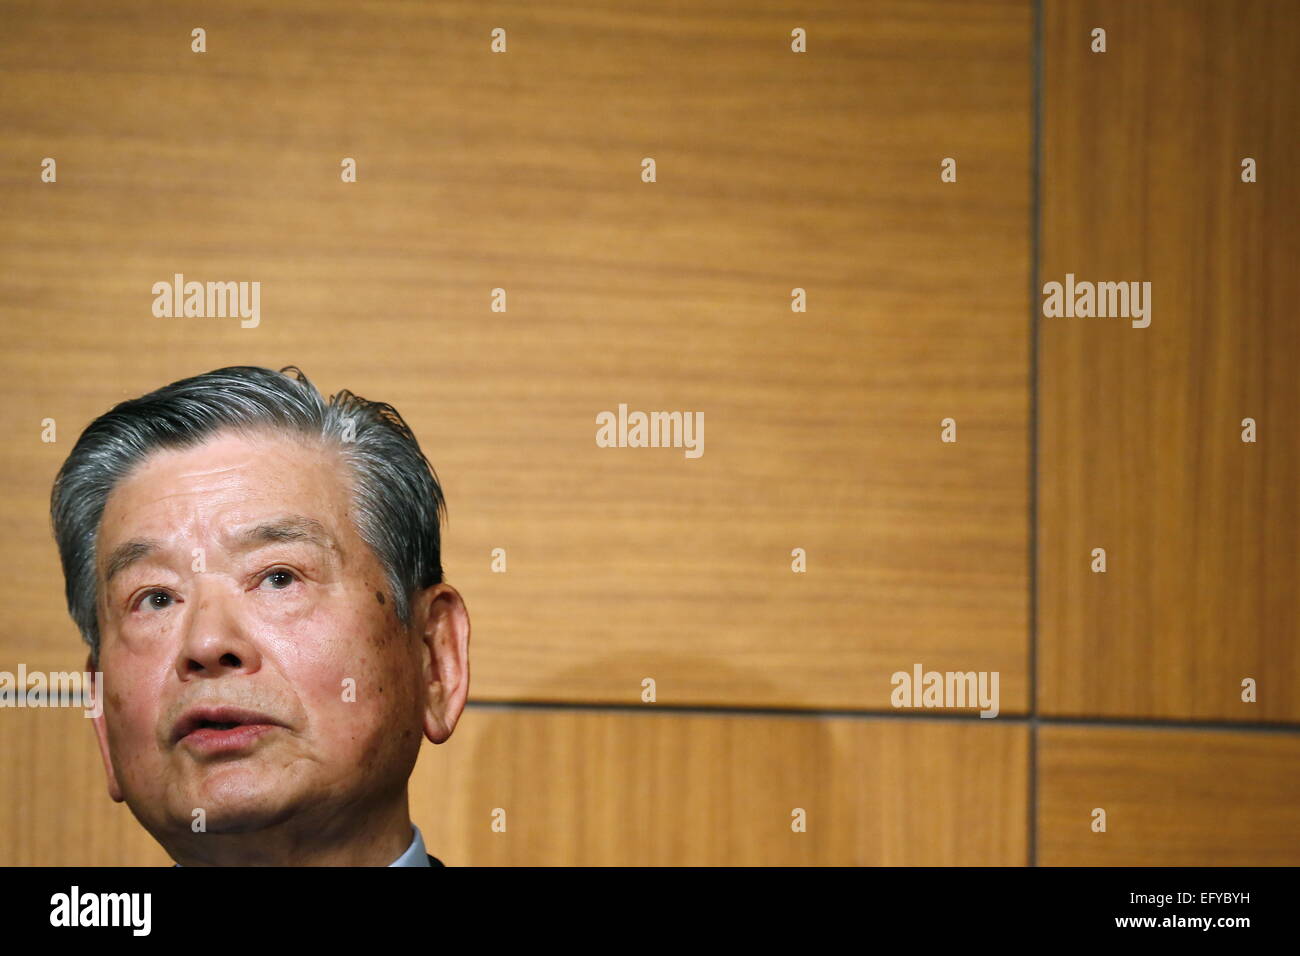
[49,366,470,866]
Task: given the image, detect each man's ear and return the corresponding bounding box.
[87,652,124,803]
[412,583,470,745]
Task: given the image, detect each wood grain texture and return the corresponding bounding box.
[1038,724,1300,865]
[1038,0,1300,721]
[0,706,172,867]
[411,708,1029,866]
[2,0,1296,872]
[0,0,1032,713]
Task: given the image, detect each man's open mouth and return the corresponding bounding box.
[172,706,284,744]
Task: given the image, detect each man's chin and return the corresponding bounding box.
[184,799,298,834]
[154,769,306,835]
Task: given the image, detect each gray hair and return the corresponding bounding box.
[50,366,446,666]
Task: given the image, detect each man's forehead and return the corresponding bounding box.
[96,430,352,565]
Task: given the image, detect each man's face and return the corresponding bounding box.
[89,428,431,844]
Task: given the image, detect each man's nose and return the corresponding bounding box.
[176,585,261,676]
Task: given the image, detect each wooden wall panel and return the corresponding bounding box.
[414,709,1030,866]
[0,0,1032,716]
[1038,1,1300,721]
[0,707,172,867]
[17,0,1296,873]
[1038,725,1300,865]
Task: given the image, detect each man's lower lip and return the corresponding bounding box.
[181,724,279,753]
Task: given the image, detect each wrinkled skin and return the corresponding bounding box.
[87,428,469,865]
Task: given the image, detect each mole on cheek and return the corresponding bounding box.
[375,591,385,605]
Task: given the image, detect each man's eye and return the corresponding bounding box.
[137,590,174,611]
[259,569,297,590]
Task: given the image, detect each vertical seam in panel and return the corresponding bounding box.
[1028,0,1045,869]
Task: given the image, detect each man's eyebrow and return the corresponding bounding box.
[101,517,338,586]
[232,516,338,551]
[102,539,162,585]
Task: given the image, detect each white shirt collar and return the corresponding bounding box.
[388,823,430,867]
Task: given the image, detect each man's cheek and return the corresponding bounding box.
[105,709,155,790]
[299,687,387,771]
[104,671,155,751]
[299,655,388,727]
[276,607,401,733]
